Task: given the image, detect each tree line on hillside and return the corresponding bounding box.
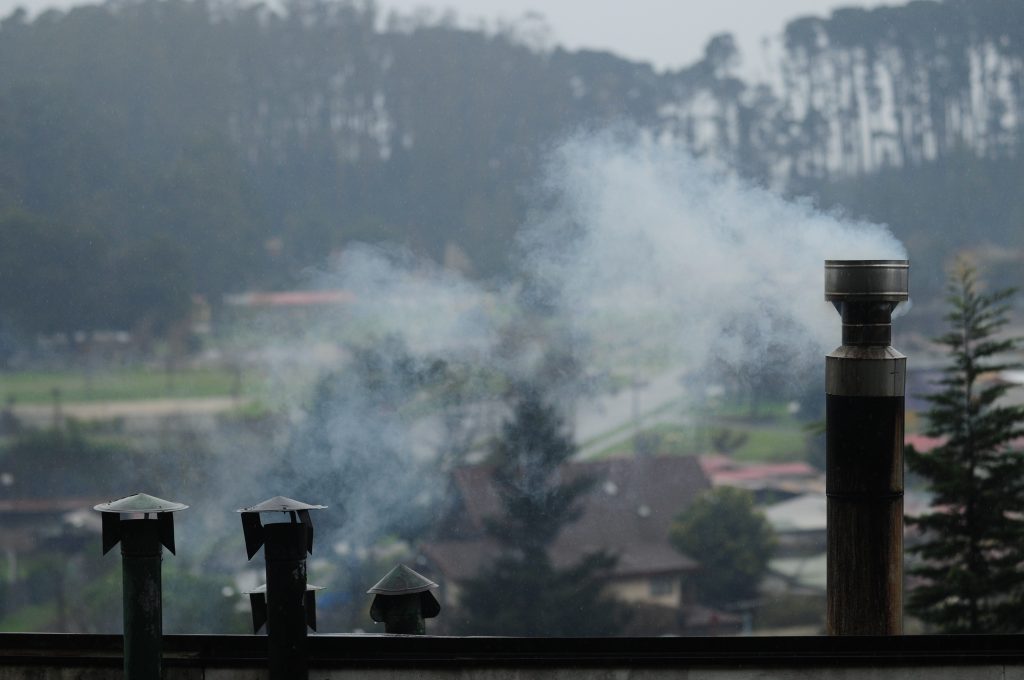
[1,0,1023,344]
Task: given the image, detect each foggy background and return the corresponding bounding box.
[0,0,1021,636]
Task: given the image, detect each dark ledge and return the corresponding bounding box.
[1,634,1024,668]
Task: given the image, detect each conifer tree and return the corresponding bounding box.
[457,384,626,635]
[906,264,1024,632]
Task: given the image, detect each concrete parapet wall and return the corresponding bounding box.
[0,664,1023,680]
[1,634,1023,679]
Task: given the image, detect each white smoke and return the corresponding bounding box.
[232,128,908,553]
[521,130,907,378]
[322,244,497,358]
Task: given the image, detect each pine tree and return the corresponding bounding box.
[906,264,1024,632]
[456,384,627,635]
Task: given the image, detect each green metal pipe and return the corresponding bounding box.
[119,518,163,680]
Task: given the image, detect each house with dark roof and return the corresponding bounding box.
[420,455,741,635]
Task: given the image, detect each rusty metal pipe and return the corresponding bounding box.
[825,259,908,635]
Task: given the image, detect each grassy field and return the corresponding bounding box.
[0,367,250,404]
[593,402,811,463]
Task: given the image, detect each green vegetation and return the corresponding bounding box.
[593,401,809,463]
[670,487,776,608]
[0,0,1021,348]
[0,602,57,633]
[0,423,140,496]
[459,384,628,635]
[732,427,807,462]
[0,367,250,404]
[906,265,1024,633]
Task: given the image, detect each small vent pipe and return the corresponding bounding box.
[238,496,325,680]
[95,492,187,680]
[368,564,441,635]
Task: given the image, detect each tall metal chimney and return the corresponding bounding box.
[825,259,908,635]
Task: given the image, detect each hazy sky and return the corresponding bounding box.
[0,0,889,77]
[382,0,891,77]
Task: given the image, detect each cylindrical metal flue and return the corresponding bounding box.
[120,519,163,680]
[94,493,186,680]
[238,496,325,680]
[265,521,310,678]
[824,260,908,635]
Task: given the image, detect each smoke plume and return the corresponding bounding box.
[234,128,907,552]
[522,130,906,377]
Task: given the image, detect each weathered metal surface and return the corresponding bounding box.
[94,494,183,679]
[94,493,189,514]
[825,349,906,397]
[826,395,904,635]
[236,496,327,514]
[96,493,186,555]
[246,583,323,633]
[240,498,324,680]
[368,565,440,635]
[824,259,907,637]
[369,592,441,635]
[367,565,438,596]
[238,497,324,559]
[262,522,312,680]
[120,518,164,680]
[825,260,909,302]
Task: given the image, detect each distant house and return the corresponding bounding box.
[420,455,741,635]
[221,289,357,328]
[699,455,823,503]
[764,493,827,557]
[904,434,946,454]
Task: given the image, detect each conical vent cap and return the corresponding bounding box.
[367,564,438,595]
[94,492,188,514]
[236,496,327,513]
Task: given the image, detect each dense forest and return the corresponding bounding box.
[1,0,1022,339]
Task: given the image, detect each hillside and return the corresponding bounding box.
[0,0,1022,339]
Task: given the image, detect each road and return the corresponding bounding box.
[9,396,239,429]
[573,368,689,459]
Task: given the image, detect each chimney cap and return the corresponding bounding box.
[94,492,188,514]
[825,259,908,303]
[367,564,438,595]
[236,495,327,513]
